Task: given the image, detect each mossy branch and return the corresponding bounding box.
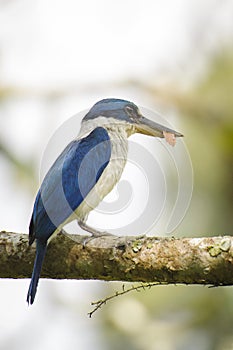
[0,231,233,286]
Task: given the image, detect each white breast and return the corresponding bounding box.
[73,117,135,222]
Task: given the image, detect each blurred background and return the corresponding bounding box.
[0,0,233,349]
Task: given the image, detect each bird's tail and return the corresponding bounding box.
[27,240,47,305]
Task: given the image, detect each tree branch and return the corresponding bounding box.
[1,231,233,285]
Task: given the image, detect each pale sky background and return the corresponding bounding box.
[0,1,233,349]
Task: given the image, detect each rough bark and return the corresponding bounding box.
[0,230,233,285]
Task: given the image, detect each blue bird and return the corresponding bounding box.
[27,98,183,304]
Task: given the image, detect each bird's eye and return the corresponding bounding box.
[125,106,135,117]
[125,105,142,123]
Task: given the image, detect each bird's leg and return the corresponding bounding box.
[78,221,114,237]
[78,221,115,248]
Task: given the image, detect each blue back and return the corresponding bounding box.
[29,127,111,244]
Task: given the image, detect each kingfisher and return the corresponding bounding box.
[27,98,183,304]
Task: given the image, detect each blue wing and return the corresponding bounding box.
[27,127,111,304]
[29,127,111,244]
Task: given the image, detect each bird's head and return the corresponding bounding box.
[82,98,183,144]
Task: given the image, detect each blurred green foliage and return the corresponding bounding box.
[102,50,233,350]
[0,139,35,190]
[179,51,233,235]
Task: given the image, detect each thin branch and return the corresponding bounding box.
[88,282,165,317]
[0,231,233,287]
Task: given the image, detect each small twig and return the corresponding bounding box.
[88,282,165,318]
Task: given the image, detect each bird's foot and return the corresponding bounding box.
[78,221,114,247]
[78,221,113,237]
[81,232,114,248]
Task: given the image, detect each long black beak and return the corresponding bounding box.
[136,116,183,138]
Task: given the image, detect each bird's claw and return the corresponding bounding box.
[82,231,114,248]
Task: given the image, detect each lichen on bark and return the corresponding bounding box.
[0,231,232,286]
